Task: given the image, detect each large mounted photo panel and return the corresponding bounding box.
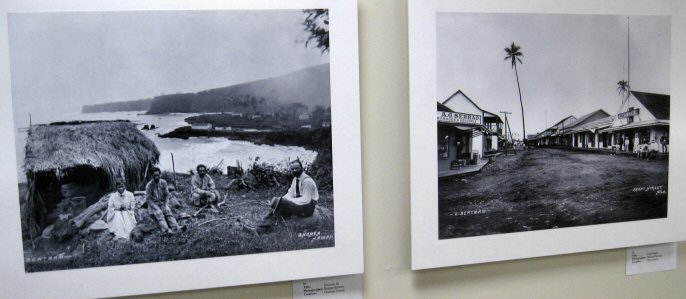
[410,0,686,270]
[0,0,362,297]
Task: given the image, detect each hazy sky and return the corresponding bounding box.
[9,10,329,127]
[437,13,670,138]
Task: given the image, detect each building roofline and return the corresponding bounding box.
[566,109,611,128]
[442,90,483,112]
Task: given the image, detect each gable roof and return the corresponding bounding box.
[569,115,614,133]
[442,90,483,112]
[532,115,576,139]
[551,115,576,129]
[437,102,452,112]
[566,109,611,129]
[631,91,669,120]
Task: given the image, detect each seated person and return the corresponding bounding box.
[106,181,137,240]
[257,160,319,233]
[646,140,660,160]
[610,144,620,154]
[191,164,221,211]
[635,143,647,158]
[145,168,180,234]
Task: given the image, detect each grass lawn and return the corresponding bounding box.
[23,172,334,272]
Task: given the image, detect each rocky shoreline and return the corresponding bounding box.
[160,126,331,150]
[161,126,334,191]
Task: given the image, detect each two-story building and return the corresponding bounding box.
[601,91,669,153]
[437,90,504,172]
[482,110,504,154]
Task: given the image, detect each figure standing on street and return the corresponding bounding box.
[660,135,669,153]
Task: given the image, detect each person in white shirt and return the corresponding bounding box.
[257,160,319,233]
[106,181,137,239]
[646,139,660,160]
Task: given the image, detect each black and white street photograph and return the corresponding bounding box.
[435,13,670,239]
[9,9,336,272]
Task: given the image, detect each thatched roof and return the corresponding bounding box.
[24,120,159,183]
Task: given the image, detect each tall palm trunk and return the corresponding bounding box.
[514,63,526,142]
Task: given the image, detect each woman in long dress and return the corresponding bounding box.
[106,181,137,239]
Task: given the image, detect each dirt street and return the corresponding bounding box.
[439,148,668,239]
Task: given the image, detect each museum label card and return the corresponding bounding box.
[626,243,677,275]
[293,275,362,299]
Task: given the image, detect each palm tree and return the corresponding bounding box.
[504,42,526,144]
[302,9,329,53]
[617,80,630,105]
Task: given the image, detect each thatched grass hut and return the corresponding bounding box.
[21,120,159,238]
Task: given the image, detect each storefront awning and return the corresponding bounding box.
[453,125,475,131]
[450,124,503,138]
[452,124,485,137]
[599,119,669,133]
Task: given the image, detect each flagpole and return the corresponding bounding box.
[627,16,630,90]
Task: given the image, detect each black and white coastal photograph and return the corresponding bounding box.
[436,13,670,239]
[9,9,337,272]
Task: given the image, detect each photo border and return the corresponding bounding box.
[410,0,686,270]
[0,0,363,297]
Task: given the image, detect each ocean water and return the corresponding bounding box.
[13,111,317,182]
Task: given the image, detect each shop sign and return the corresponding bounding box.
[618,108,639,119]
[437,111,481,125]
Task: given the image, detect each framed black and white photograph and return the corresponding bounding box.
[410,0,686,270]
[0,0,362,297]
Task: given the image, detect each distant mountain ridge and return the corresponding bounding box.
[82,63,331,114]
[204,63,330,108]
[82,98,152,113]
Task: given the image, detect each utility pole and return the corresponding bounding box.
[500,111,516,155]
[500,111,514,142]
